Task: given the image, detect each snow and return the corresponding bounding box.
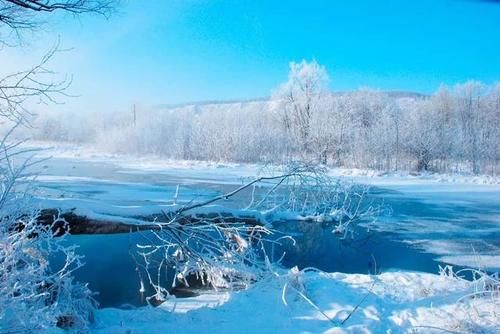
[159,293,231,313]
[92,271,498,333]
[29,141,261,185]
[27,141,500,186]
[328,167,500,187]
[437,255,500,272]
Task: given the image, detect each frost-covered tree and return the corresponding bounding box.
[484,84,500,175]
[404,99,441,171]
[273,60,329,160]
[454,81,485,174]
[428,86,457,171]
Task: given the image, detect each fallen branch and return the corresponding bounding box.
[27,207,346,236]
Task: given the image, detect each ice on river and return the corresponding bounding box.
[32,144,500,273]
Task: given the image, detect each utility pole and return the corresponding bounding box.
[133,104,137,127]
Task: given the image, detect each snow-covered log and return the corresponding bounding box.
[29,207,355,235]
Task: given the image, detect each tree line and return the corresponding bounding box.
[28,60,500,175]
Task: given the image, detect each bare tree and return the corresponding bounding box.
[0,0,119,123]
[0,0,116,32]
[0,40,70,124]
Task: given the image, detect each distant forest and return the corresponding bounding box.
[27,61,500,175]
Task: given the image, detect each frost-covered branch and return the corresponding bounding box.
[438,265,500,331]
[134,163,378,305]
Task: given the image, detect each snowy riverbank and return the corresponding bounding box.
[26,140,500,186]
[92,270,498,333]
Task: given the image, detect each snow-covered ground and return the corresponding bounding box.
[93,270,498,333]
[22,142,500,333]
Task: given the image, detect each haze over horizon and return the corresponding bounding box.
[1,0,499,114]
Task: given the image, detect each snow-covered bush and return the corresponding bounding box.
[0,130,97,333]
[0,2,116,328]
[438,265,500,332]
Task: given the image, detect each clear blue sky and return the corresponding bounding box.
[7,0,500,112]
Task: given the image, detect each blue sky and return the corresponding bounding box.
[4,0,500,112]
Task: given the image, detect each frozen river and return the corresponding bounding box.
[32,154,500,307]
